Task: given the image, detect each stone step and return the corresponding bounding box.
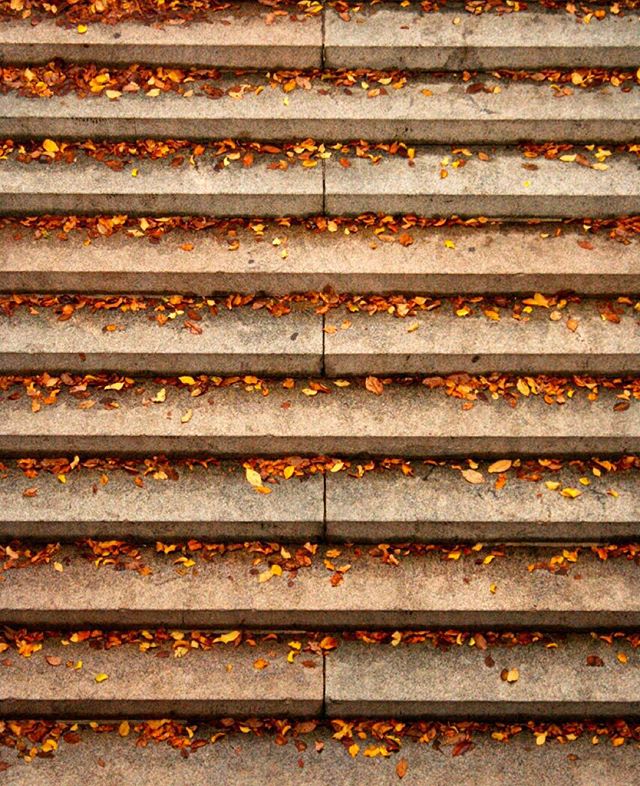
[0,381,637,456]
[2,148,636,218]
[2,5,638,72]
[2,225,638,297]
[2,725,638,786]
[323,301,640,376]
[326,634,640,718]
[3,77,639,143]
[1,631,639,720]
[2,543,639,628]
[0,151,323,216]
[0,634,323,718]
[1,298,638,376]
[0,306,323,375]
[325,462,640,543]
[0,4,322,68]
[324,5,640,70]
[1,458,635,543]
[324,148,640,219]
[0,460,324,541]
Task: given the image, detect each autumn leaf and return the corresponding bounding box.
[461,469,484,484]
[396,758,408,779]
[365,376,384,395]
[488,459,511,474]
[253,658,268,670]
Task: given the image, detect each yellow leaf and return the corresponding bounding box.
[536,732,547,746]
[617,652,628,664]
[214,630,241,644]
[77,24,87,33]
[561,487,582,498]
[180,409,193,424]
[54,562,64,572]
[245,467,262,487]
[283,466,295,479]
[43,139,59,154]
[517,378,530,396]
[488,459,512,474]
[95,673,109,683]
[348,743,360,757]
[118,721,130,737]
[104,381,124,390]
[179,376,196,385]
[258,569,273,583]
[152,388,167,403]
[253,658,268,670]
[545,481,561,491]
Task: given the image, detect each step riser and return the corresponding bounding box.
[3,116,636,145]
[3,609,638,630]
[4,271,640,297]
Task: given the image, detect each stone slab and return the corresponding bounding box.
[325,6,640,69]
[325,148,640,218]
[2,544,639,628]
[0,383,638,456]
[326,635,640,718]
[0,306,323,375]
[2,226,639,296]
[0,154,323,216]
[0,637,323,717]
[3,729,639,786]
[0,461,323,541]
[2,77,639,143]
[324,303,640,376]
[0,6,322,67]
[326,464,640,543]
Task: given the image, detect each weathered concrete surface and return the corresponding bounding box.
[326,635,640,718]
[326,464,640,543]
[0,154,323,216]
[0,637,323,717]
[0,306,322,375]
[0,384,638,456]
[2,225,639,296]
[325,148,640,218]
[0,6,322,67]
[3,78,639,142]
[325,6,640,69]
[324,304,640,376]
[2,544,639,628]
[3,730,639,786]
[0,461,323,541]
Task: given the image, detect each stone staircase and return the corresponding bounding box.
[1,1,640,782]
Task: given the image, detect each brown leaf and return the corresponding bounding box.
[586,655,604,667]
[45,656,62,667]
[365,376,384,396]
[396,758,408,779]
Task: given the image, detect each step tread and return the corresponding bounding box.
[325,148,640,218]
[2,544,639,628]
[3,77,638,142]
[0,152,323,216]
[0,461,324,541]
[2,729,638,786]
[325,5,640,69]
[0,5,322,67]
[2,226,638,296]
[324,302,640,375]
[0,306,323,375]
[327,635,640,717]
[0,636,323,717]
[326,464,639,542]
[0,460,633,542]
[0,383,637,455]
[3,147,637,218]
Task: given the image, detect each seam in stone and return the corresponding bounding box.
[321,156,327,214]
[320,4,326,69]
